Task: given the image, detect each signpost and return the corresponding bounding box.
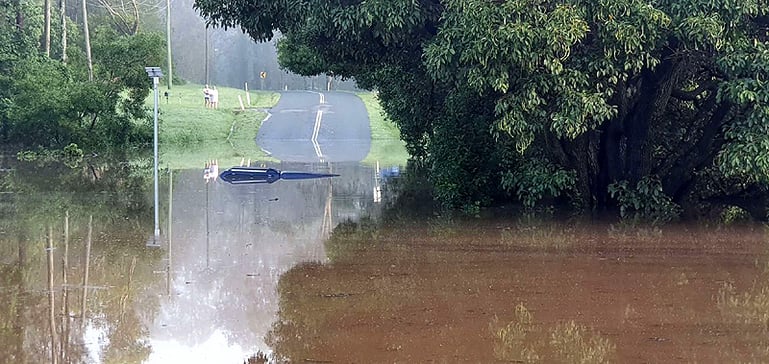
[145,67,163,247]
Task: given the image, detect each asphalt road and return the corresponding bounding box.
[256,91,371,163]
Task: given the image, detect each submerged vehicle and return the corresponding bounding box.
[219,166,339,184]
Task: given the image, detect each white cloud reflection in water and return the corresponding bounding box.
[138,165,378,362]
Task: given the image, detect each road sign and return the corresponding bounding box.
[260,71,267,79]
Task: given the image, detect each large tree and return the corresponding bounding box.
[195,0,769,220]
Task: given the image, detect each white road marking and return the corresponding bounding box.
[312,110,324,159]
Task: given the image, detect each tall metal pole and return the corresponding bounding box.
[206,181,210,268]
[204,26,209,85]
[153,76,160,243]
[166,0,172,89]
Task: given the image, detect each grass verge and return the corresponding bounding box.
[154,83,280,169]
[356,92,409,167]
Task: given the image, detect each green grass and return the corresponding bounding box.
[154,83,280,169]
[356,92,409,167]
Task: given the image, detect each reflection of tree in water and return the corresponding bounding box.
[264,262,326,363]
[0,159,164,363]
[489,304,615,363]
[717,236,769,362]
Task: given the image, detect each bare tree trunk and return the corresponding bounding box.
[59,0,67,63]
[82,0,93,80]
[43,0,51,56]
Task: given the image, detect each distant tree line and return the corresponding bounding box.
[0,0,164,154]
[195,0,769,221]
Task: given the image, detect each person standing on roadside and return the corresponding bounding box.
[210,86,219,109]
[203,84,211,108]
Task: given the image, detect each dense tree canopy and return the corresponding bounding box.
[0,0,165,153]
[195,0,769,221]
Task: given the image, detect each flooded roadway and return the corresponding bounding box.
[0,159,768,363]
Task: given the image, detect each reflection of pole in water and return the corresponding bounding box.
[60,211,71,364]
[81,215,92,328]
[322,181,333,239]
[47,225,58,364]
[120,257,137,321]
[16,232,27,363]
[206,179,210,268]
[374,161,382,203]
[319,164,334,261]
[167,170,173,296]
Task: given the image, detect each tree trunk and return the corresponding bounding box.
[663,99,731,201]
[43,0,51,56]
[82,0,93,81]
[14,0,24,31]
[623,59,678,184]
[559,132,600,211]
[60,0,67,63]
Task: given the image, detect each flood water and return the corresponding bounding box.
[1,158,768,363]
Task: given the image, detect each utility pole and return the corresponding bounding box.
[166,0,172,89]
[204,25,209,85]
[145,67,163,246]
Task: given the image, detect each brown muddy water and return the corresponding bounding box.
[1,160,768,363]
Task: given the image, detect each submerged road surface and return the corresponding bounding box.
[256,91,371,163]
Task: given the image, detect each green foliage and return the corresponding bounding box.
[429,89,499,210]
[195,0,769,220]
[0,4,165,154]
[721,205,752,225]
[501,157,576,208]
[608,176,681,223]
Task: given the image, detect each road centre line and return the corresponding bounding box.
[312,109,324,159]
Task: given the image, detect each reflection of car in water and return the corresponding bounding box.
[380,165,400,181]
[219,166,339,185]
[374,165,401,203]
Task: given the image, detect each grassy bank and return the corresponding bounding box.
[155,83,280,169]
[356,92,409,167]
